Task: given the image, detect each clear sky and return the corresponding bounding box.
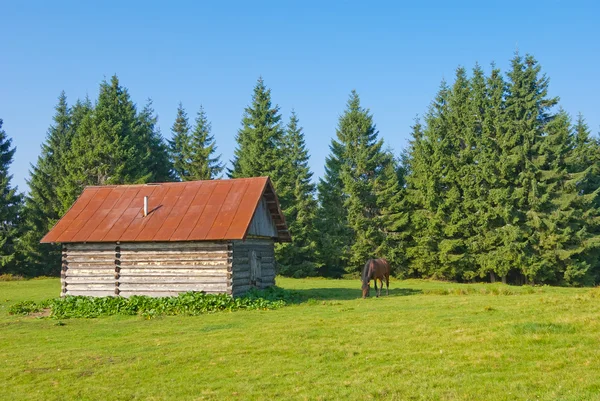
[1,0,598,193]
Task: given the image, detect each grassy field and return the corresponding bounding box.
[2,278,600,400]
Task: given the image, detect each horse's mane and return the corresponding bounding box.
[361,259,373,284]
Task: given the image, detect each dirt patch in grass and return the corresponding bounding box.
[28,308,51,318]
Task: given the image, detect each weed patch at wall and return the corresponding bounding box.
[9,288,290,319]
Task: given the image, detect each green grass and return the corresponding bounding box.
[2,278,600,400]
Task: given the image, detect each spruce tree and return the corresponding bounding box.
[571,114,600,196]
[405,53,600,285]
[169,103,192,181]
[230,78,283,180]
[570,114,600,282]
[138,100,174,182]
[473,65,513,283]
[402,119,432,277]
[70,97,93,131]
[276,111,318,277]
[503,54,559,283]
[63,75,151,206]
[402,53,600,285]
[0,119,23,273]
[315,140,351,277]
[338,91,393,272]
[316,91,401,275]
[187,106,223,180]
[373,154,408,273]
[56,98,93,214]
[533,109,600,285]
[437,67,478,279]
[169,104,224,182]
[18,93,73,276]
[536,110,582,283]
[405,83,451,278]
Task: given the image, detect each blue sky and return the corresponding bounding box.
[1,0,599,192]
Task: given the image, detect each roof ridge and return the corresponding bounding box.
[82,177,270,189]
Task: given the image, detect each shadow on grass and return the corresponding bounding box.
[284,287,422,302]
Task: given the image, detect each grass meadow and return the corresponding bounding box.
[2,277,600,400]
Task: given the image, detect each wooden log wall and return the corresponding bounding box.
[63,242,230,297]
[62,243,120,297]
[231,239,276,297]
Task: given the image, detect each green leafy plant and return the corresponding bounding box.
[8,288,291,319]
[8,300,49,315]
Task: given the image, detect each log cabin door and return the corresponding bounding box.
[249,250,261,288]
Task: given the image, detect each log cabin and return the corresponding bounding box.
[41,177,290,298]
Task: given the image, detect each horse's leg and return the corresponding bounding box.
[374,279,378,298]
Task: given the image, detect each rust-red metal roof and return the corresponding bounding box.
[41,177,291,243]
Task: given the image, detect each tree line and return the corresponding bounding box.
[1,53,599,285]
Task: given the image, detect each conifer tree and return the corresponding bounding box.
[276,111,318,277]
[338,91,393,272]
[18,93,73,275]
[169,104,224,182]
[472,65,512,283]
[57,98,93,214]
[373,155,408,272]
[187,106,223,180]
[570,114,600,282]
[536,110,582,283]
[404,53,600,285]
[402,119,430,277]
[63,75,151,206]
[138,100,174,182]
[316,91,401,275]
[437,67,478,279]
[405,83,451,278]
[70,97,93,130]
[315,140,351,277]
[169,103,192,181]
[0,119,23,273]
[230,78,283,180]
[502,54,559,283]
[534,109,600,285]
[571,114,600,196]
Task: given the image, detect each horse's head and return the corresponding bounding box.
[362,281,370,298]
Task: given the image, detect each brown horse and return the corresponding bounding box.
[361,258,390,298]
